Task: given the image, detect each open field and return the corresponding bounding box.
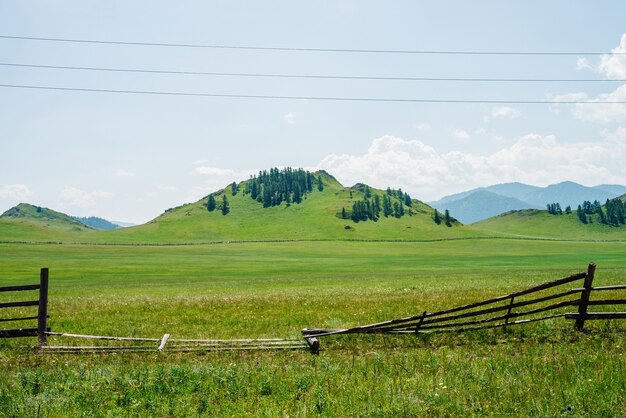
[1,239,625,416]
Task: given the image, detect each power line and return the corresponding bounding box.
[1,83,624,104]
[1,35,624,56]
[2,62,625,83]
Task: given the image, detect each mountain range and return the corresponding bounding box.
[430,181,626,224]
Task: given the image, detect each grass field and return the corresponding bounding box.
[1,239,625,416]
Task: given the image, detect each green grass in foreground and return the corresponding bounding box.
[0,239,625,416]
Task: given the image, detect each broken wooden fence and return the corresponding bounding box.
[0,267,49,346]
[40,332,308,353]
[302,263,626,344]
[2,264,624,355]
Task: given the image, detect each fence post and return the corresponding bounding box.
[504,296,515,329]
[575,263,596,331]
[37,268,49,347]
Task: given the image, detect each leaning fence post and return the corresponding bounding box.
[575,263,596,331]
[37,268,49,347]
[504,296,515,329]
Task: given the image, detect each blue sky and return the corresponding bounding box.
[1,1,626,223]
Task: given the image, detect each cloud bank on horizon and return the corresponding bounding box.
[316,130,626,201]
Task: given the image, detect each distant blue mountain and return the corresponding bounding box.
[431,190,533,224]
[593,184,626,196]
[73,216,120,230]
[431,181,624,224]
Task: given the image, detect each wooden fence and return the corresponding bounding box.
[2,264,624,355]
[0,268,49,347]
[302,263,626,344]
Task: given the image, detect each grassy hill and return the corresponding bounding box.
[473,209,626,240]
[0,203,95,242]
[99,171,479,243]
[0,171,486,244]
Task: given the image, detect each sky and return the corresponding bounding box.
[1,1,626,224]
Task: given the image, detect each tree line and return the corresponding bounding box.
[206,168,322,215]
[341,185,419,223]
[546,198,626,226]
[243,168,318,208]
[575,198,625,226]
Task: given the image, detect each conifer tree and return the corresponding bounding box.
[393,202,401,218]
[445,209,452,227]
[221,195,230,215]
[317,176,324,192]
[207,195,216,212]
[383,195,393,217]
[433,209,442,225]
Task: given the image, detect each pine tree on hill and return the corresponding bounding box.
[382,195,392,217]
[445,209,452,227]
[433,209,442,225]
[207,195,216,212]
[221,195,230,215]
[404,192,412,207]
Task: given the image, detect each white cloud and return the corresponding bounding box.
[316,133,626,201]
[59,187,113,208]
[451,129,470,140]
[553,35,626,123]
[414,123,432,132]
[195,166,238,177]
[115,168,134,177]
[0,184,33,201]
[491,106,521,119]
[570,84,626,123]
[576,57,592,71]
[551,86,626,123]
[190,166,256,202]
[284,112,296,125]
[598,33,626,80]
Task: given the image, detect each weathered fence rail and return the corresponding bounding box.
[0,268,49,345]
[303,263,626,345]
[41,332,308,353]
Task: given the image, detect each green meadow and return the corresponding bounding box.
[1,172,625,416]
[1,239,625,416]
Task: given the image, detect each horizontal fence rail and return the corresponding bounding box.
[41,332,310,353]
[303,263,626,344]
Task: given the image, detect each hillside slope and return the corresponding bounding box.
[0,203,95,242]
[472,209,626,240]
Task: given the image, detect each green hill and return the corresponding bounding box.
[0,170,486,244]
[100,170,478,244]
[0,203,95,242]
[472,209,626,240]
